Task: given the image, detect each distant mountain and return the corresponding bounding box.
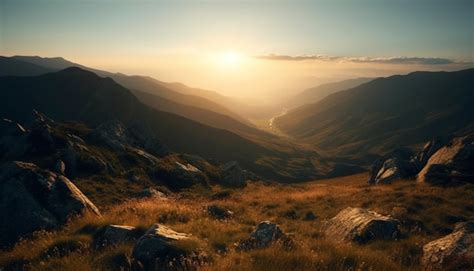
[0,56,55,76]
[0,67,344,180]
[275,69,474,161]
[2,56,252,127]
[285,78,374,109]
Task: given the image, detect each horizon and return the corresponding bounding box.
[1,0,473,102]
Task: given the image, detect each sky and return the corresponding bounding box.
[1,0,473,102]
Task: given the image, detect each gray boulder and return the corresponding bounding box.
[422,221,474,270]
[221,161,246,187]
[417,134,474,185]
[0,118,31,159]
[0,161,100,247]
[325,207,400,243]
[89,120,128,151]
[237,221,291,250]
[96,224,138,247]
[132,223,197,269]
[368,149,417,184]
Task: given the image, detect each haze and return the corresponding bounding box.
[1,0,473,102]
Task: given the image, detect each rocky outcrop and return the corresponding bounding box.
[220,161,246,187]
[368,134,472,185]
[207,204,233,220]
[153,157,210,190]
[0,161,100,247]
[417,134,474,185]
[422,221,474,270]
[325,207,400,243]
[368,149,418,184]
[237,221,291,250]
[132,224,199,270]
[96,225,139,247]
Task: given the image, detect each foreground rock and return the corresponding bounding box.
[132,224,202,270]
[417,134,474,185]
[422,221,474,270]
[325,207,400,243]
[237,221,291,250]
[96,225,139,248]
[0,161,100,247]
[220,161,246,187]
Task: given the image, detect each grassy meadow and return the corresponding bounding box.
[1,173,473,271]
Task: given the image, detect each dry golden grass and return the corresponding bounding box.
[1,173,473,270]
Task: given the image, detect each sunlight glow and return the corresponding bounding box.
[221,51,241,65]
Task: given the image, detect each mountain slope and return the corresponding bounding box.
[0,56,55,76]
[4,56,253,127]
[275,69,474,160]
[0,68,338,180]
[285,78,374,109]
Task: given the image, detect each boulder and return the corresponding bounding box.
[137,187,167,200]
[417,134,474,185]
[368,149,417,184]
[207,204,233,220]
[132,224,197,269]
[325,207,400,243]
[422,221,474,270]
[220,161,246,187]
[96,225,139,247]
[0,161,100,247]
[89,120,128,151]
[237,221,291,250]
[153,157,209,190]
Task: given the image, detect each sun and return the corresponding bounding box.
[221,51,241,65]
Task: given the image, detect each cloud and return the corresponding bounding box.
[255,54,463,65]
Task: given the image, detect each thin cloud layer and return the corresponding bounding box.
[256,54,465,65]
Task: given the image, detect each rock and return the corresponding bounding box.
[153,157,209,190]
[237,221,291,250]
[89,120,128,151]
[132,224,197,269]
[0,161,100,247]
[220,161,246,187]
[422,221,474,270]
[368,149,417,184]
[207,204,233,220]
[137,188,167,199]
[417,134,474,185]
[411,138,446,170]
[96,225,138,247]
[325,207,400,243]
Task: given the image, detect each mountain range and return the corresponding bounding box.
[275,69,474,161]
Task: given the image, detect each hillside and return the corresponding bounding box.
[2,172,473,270]
[284,77,374,109]
[275,69,474,161]
[0,68,339,180]
[2,56,252,127]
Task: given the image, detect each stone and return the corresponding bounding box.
[132,224,197,269]
[96,225,138,247]
[237,221,291,250]
[0,161,100,247]
[137,188,167,199]
[220,161,246,187]
[417,134,474,185]
[325,207,400,243]
[55,160,66,175]
[422,221,474,270]
[207,204,233,220]
[368,149,417,184]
